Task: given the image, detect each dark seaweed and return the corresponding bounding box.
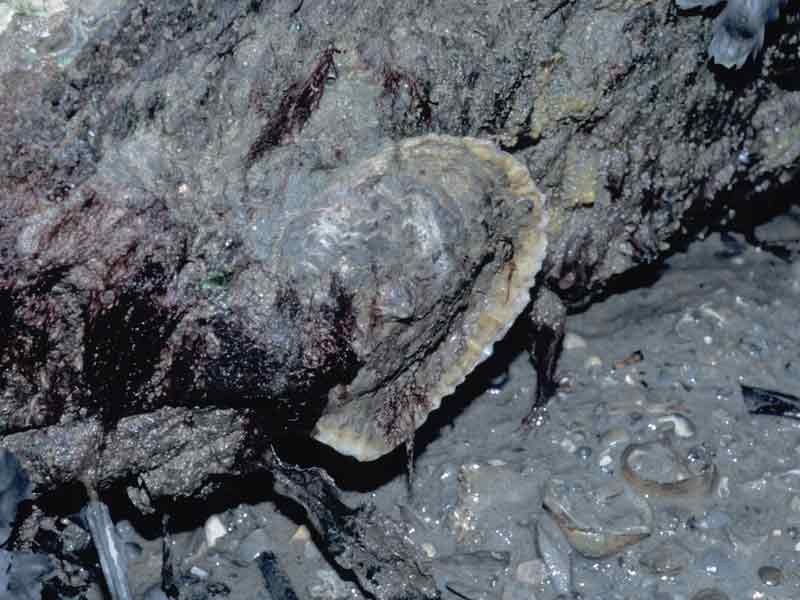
[256,552,299,600]
[246,46,341,164]
[83,261,182,425]
[380,66,436,134]
[265,451,440,600]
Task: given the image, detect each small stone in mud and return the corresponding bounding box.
[638,540,691,576]
[656,414,697,439]
[599,427,630,450]
[514,559,547,586]
[686,444,711,465]
[563,332,587,350]
[204,515,227,548]
[584,355,603,373]
[757,565,783,586]
[613,350,644,369]
[291,525,311,542]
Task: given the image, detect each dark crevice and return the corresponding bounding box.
[82,261,180,426]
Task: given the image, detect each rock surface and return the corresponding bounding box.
[0,0,798,498]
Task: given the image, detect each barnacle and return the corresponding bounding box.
[677,0,788,69]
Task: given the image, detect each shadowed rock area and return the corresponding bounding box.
[0,0,798,501]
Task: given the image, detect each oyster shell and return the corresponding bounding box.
[290,135,548,461]
[543,477,654,558]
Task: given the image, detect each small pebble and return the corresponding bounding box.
[584,355,602,372]
[757,565,783,586]
[291,525,311,542]
[639,541,690,576]
[600,427,629,448]
[716,475,730,498]
[204,515,227,548]
[189,565,209,579]
[686,444,711,464]
[598,452,613,468]
[656,414,697,438]
[515,559,547,586]
[561,437,577,453]
[576,446,592,460]
[563,332,587,350]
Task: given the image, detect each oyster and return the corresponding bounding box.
[281,134,549,461]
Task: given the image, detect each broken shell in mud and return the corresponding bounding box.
[656,413,697,438]
[307,135,548,461]
[638,540,692,576]
[542,477,654,558]
[621,440,718,498]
